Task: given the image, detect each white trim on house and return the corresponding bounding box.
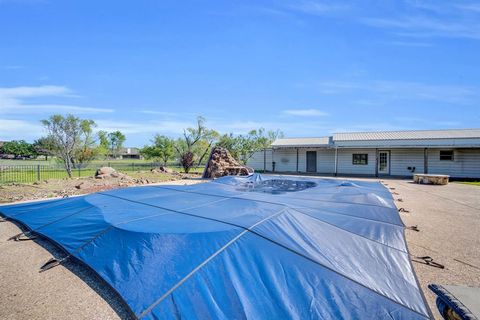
[246,129,480,179]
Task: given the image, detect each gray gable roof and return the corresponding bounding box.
[271,129,480,148]
[272,137,331,147]
[333,129,480,141]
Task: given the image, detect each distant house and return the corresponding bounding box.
[247,128,480,179]
[111,147,143,160]
[0,141,13,159]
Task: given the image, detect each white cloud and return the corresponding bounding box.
[282,109,329,117]
[362,16,480,40]
[0,85,70,98]
[0,85,113,114]
[140,110,176,116]
[456,3,480,13]
[317,80,477,103]
[286,0,350,16]
[95,119,194,135]
[382,40,432,47]
[0,119,43,141]
[29,104,113,113]
[276,1,480,41]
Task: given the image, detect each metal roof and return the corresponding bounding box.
[333,129,480,141]
[272,137,331,147]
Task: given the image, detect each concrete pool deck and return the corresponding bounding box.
[1,176,479,319]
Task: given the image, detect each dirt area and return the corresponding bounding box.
[0,169,200,204]
[1,175,479,319]
[0,179,203,320]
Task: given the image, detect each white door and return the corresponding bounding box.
[378,151,390,174]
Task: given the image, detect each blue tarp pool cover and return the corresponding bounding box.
[0,174,431,319]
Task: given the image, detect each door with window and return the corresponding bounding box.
[378,150,390,174]
[306,151,317,173]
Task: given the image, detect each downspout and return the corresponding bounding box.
[424,148,428,174]
[296,148,299,173]
[272,148,275,173]
[334,147,338,177]
[263,147,266,173]
[375,148,379,178]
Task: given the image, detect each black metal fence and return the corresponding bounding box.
[0,162,204,184]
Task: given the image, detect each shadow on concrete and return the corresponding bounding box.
[2,218,136,320]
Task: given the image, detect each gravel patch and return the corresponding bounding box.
[383,180,480,319]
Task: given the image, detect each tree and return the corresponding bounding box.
[41,114,96,178]
[107,131,126,159]
[216,128,283,164]
[253,128,283,150]
[174,116,213,173]
[140,135,175,165]
[75,119,97,166]
[193,129,220,166]
[95,130,110,159]
[33,136,58,160]
[1,140,36,158]
[239,128,282,164]
[179,151,194,173]
[217,133,242,160]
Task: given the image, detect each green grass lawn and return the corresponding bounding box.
[0,167,97,184]
[0,159,204,184]
[169,166,204,174]
[459,181,480,186]
[0,158,156,166]
[0,158,206,168]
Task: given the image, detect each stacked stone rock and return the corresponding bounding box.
[203,147,253,179]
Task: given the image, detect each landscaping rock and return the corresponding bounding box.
[94,167,127,179]
[75,181,92,190]
[151,166,172,174]
[413,174,449,185]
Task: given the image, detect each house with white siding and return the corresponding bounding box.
[246,129,480,179]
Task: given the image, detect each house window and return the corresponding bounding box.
[439,150,454,161]
[352,154,368,165]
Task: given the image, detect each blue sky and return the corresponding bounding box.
[1,0,479,146]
